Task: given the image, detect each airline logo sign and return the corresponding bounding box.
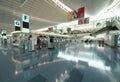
[22,14,29,23]
[14,20,20,27]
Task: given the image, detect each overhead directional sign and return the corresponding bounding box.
[20,0,28,7]
[22,13,29,32]
[22,14,29,23]
[14,20,20,27]
[14,20,21,31]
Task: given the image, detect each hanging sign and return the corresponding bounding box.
[22,14,29,23]
[78,7,85,18]
[22,14,29,32]
[14,20,21,31]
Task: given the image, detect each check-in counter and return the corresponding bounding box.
[104,31,120,47]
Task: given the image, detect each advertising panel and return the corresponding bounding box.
[78,17,89,25]
[67,11,73,21]
[73,10,78,19]
[78,7,85,18]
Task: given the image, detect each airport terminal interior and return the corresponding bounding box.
[0,0,120,82]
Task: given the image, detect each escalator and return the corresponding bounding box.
[92,19,120,35]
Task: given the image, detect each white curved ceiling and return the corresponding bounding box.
[0,0,66,33]
[60,0,113,16]
[0,0,120,34]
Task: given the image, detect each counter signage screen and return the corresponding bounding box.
[1,29,7,36]
[117,35,120,44]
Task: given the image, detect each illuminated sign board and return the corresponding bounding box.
[22,14,29,32]
[22,14,29,23]
[14,20,21,31]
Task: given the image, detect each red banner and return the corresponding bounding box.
[78,7,85,18]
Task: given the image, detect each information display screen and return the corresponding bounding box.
[23,22,29,28]
[15,26,21,31]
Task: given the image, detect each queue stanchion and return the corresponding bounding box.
[57,39,59,49]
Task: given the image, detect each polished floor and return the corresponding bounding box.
[0,42,120,82]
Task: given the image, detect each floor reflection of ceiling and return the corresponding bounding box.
[58,51,111,71]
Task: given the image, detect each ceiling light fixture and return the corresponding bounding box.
[51,0,73,12]
[107,0,120,11]
[20,0,28,7]
[36,27,49,31]
[92,0,120,21]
